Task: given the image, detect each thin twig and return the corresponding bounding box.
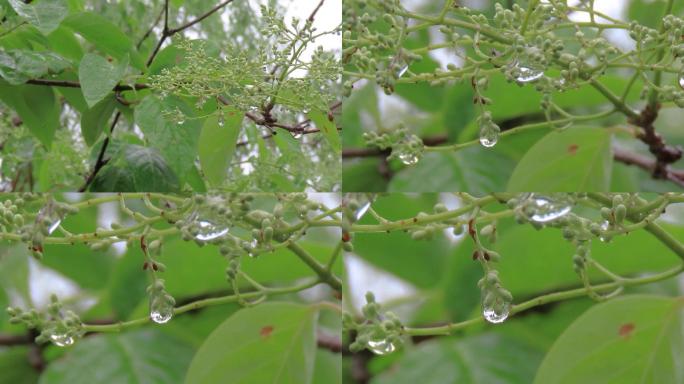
[26,78,148,91]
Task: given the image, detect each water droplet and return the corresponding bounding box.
[483,301,510,324]
[679,76,684,90]
[247,239,258,257]
[343,193,374,221]
[398,151,419,165]
[37,206,62,235]
[396,64,408,78]
[47,218,62,235]
[292,131,303,139]
[479,129,499,148]
[367,337,396,355]
[218,115,225,127]
[528,195,571,223]
[50,332,74,347]
[150,300,173,324]
[355,201,371,221]
[515,65,543,83]
[599,220,611,242]
[195,220,229,241]
[302,107,311,114]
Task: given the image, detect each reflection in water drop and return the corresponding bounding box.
[50,332,74,347]
[483,301,510,324]
[150,300,174,324]
[195,220,229,241]
[515,65,543,83]
[528,195,571,223]
[479,129,499,148]
[398,151,419,165]
[367,338,396,355]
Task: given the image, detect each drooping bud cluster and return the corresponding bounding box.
[147,279,175,325]
[363,125,424,165]
[341,193,375,252]
[478,270,512,324]
[345,292,404,355]
[7,294,84,347]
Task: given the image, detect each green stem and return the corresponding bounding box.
[405,263,683,336]
[83,279,322,333]
[287,242,342,290]
[646,0,675,108]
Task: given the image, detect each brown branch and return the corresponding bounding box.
[79,112,121,192]
[167,0,235,35]
[307,0,326,22]
[26,78,148,91]
[316,332,344,353]
[0,333,32,346]
[613,147,684,188]
[629,104,683,178]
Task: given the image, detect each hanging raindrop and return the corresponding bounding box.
[292,130,303,139]
[527,194,572,223]
[479,128,499,148]
[218,115,225,127]
[195,220,229,241]
[679,76,684,90]
[367,337,396,355]
[482,301,510,324]
[398,151,419,165]
[344,194,374,222]
[49,332,74,347]
[515,65,543,83]
[150,298,174,324]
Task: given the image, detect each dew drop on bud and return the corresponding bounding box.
[50,332,74,347]
[398,151,419,165]
[194,220,229,241]
[479,129,499,148]
[528,194,571,223]
[512,60,543,83]
[367,337,396,355]
[343,193,374,222]
[150,300,173,324]
[482,301,510,324]
[396,64,409,78]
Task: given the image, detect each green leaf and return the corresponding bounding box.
[135,96,201,182]
[309,109,341,153]
[374,333,544,384]
[198,108,242,187]
[507,126,613,192]
[389,148,515,193]
[46,25,84,62]
[8,0,68,35]
[534,295,684,384]
[40,330,195,384]
[108,249,147,320]
[90,144,180,192]
[63,12,139,65]
[0,50,69,85]
[80,94,116,146]
[352,194,450,288]
[185,302,319,384]
[0,346,40,384]
[78,53,127,108]
[0,82,60,148]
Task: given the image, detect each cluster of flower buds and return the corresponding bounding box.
[345,292,404,355]
[147,280,176,325]
[7,294,83,347]
[364,125,425,166]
